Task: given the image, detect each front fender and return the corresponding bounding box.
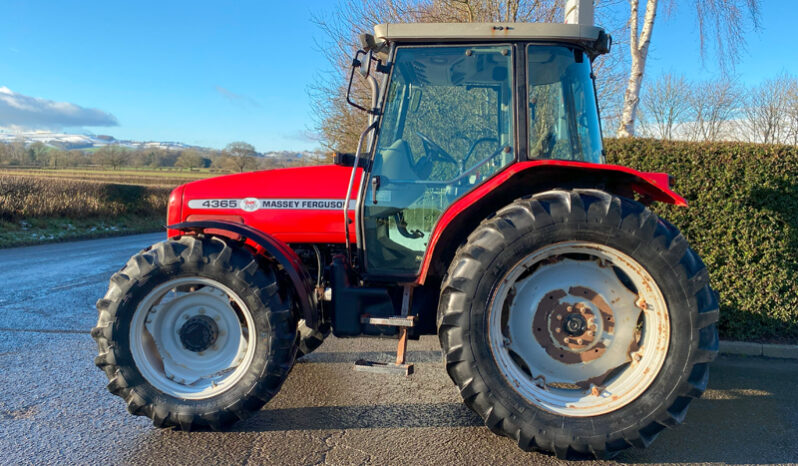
[169,220,319,329]
[417,160,686,285]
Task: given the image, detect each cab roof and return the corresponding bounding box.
[372,22,610,57]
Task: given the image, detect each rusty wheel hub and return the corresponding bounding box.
[533,287,616,364]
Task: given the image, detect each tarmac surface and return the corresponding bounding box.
[0,233,796,465]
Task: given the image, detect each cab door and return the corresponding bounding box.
[362,44,516,276]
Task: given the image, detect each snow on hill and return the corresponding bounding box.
[0,130,199,151]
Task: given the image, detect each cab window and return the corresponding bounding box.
[528,46,603,163]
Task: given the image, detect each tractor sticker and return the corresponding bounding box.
[241,197,259,212]
[187,198,355,211]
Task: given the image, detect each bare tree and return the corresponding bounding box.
[639,72,691,140]
[687,75,741,142]
[93,145,128,170]
[25,142,50,166]
[785,78,798,146]
[616,0,657,138]
[739,73,792,144]
[222,141,258,172]
[617,0,760,138]
[175,149,206,169]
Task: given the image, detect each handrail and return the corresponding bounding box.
[343,120,379,263]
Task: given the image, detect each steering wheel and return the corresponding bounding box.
[416,131,458,167]
[462,137,499,170]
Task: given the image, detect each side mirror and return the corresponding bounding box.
[358,50,373,78]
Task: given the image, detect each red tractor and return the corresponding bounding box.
[92,12,718,460]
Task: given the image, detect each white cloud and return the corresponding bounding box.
[0,86,118,130]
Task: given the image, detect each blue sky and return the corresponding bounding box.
[0,0,792,152]
[639,0,793,84]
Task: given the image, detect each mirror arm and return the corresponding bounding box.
[345,50,382,116]
[345,50,372,113]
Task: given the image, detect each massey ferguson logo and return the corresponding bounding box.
[241,197,259,212]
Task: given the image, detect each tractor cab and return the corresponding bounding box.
[344,23,610,277]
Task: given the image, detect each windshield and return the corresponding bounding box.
[528,45,603,163]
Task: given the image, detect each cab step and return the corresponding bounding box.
[352,286,415,376]
[353,359,414,376]
[360,315,415,327]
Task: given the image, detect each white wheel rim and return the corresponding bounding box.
[488,241,670,417]
[129,277,257,400]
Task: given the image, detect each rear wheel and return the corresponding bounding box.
[438,189,719,458]
[92,235,297,430]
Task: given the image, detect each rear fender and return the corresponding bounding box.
[417,161,686,285]
[169,220,319,329]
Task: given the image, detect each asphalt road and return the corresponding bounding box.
[0,233,796,465]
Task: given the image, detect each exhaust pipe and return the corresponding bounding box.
[564,0,594,26]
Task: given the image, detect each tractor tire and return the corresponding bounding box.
[92,235,297,430]
[296,320,331,358]
[438,189,718,459]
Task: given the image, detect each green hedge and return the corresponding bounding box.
[605,139,798,343]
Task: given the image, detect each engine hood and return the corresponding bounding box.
[179,164,361,244]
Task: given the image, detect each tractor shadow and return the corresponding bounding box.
[238,402,483,432]
[296,350,444,364]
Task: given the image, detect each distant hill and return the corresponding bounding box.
[0,131,326,163]
[0,131,202,151]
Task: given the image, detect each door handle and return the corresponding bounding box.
[371,176,381,204]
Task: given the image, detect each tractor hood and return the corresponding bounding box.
[176,164,361,244]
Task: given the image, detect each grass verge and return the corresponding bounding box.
[0,215,164,248]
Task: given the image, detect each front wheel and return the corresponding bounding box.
[92,235,297,430]
[438,190,719,458]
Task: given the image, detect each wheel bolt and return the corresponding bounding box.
[555,328,561,333]
[214,315,221,321]
[577,338,583,345]
[556,314,563,321]
[199,308,206,315]
[183,314,189,320]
